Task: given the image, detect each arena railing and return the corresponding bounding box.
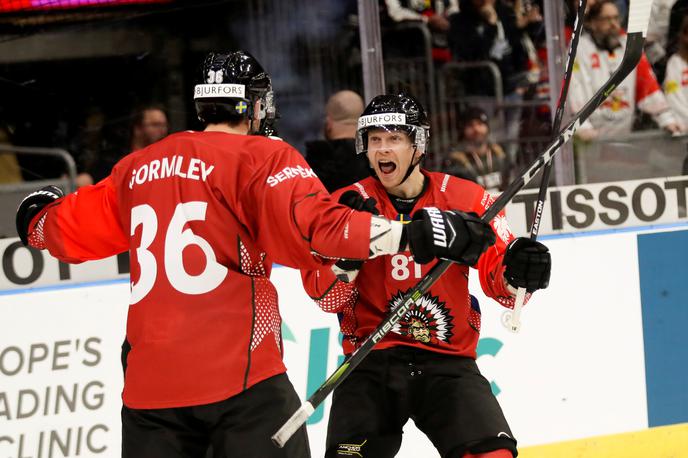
[0,145,76,239]
[573,130,688,184]
[436,60,504,156]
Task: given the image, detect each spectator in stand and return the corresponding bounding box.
[381,0,459,63]
[569,0,681,141]
[76,104,168,187]
[449,0,531,154]
[668,0,687,53]
[665,13,688,183]
[663,14,688,129]
[443,106,511,193]
[449,0,531,96]
[644,0,678,75]
[0,125,22,184]
[305,90,370,192]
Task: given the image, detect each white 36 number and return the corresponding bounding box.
[130,202,228,304]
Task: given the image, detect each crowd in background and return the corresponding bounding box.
[1,0,687,191]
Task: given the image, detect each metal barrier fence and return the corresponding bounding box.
[436,60,505,157]
[574,131,688,184]
[0,145,76,238]
[439,131,688,194]
[381,21,440,169]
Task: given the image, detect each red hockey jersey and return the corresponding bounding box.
[30,131,373,409]
[302,171,523,358]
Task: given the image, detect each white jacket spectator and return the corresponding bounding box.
[663,53,688,127]
[663,15,688,129]
[570,33,679,138]
[645,0,678,63]
[384,0,459,23]
[568,1,681,139]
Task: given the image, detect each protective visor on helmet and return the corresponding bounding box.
[355,112,428,155]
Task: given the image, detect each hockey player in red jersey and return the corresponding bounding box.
[301,93,552,458]
[15,53,487,458]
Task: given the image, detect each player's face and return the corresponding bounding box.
[366,127,417,189]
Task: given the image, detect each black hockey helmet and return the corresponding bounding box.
[194,50,276,135]
[355,92,430,156]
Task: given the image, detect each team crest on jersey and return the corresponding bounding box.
[389,290,454,343]
[395,213,412,224]
[492,214,513,244]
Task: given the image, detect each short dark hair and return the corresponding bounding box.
[196,103,246,126]
[586,0,616,22]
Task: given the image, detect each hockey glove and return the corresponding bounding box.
[333,191,381,282]
[338,190,380,214]
[503,237,551,292]
[16,185,64,246]
[407,207,496,265]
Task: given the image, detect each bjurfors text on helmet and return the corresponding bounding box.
[358,113,407,129]
[194,84,246,99]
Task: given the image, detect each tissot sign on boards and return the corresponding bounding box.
[506,176,688,236]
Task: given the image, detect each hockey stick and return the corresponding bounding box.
[503,0,586,333]
[272,0,652,447]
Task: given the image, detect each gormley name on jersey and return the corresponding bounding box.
[128,155,215,189]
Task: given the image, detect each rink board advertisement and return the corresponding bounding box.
[1,176,687,457]
[504,175,688,236]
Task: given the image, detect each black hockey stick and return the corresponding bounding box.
[272,0,652,447]
[504,0,587,333]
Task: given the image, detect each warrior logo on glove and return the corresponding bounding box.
[425,207,451,248]
[407,208,496,265]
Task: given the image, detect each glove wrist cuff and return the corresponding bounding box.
[369,216,405,258]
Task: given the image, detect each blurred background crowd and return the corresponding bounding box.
[0,0,687,233]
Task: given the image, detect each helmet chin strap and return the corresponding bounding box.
[398,146,424,186]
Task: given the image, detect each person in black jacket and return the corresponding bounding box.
[449,0,529,97]
[305,90,370,192]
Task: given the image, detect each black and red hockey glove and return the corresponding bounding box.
[332,191,381,281]
[503,237,551,292]
[406,208,496,265]
[16,185,64,246]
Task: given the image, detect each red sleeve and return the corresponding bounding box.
[239,146,372,270]
[471,190,530,309]
[300,267,358,313]
[635,53,662,101]
[31,177,128,263]
[299,184,364,311]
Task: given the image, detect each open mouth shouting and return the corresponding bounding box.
[378,160,397,176]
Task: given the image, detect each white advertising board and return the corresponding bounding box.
[505,175,688,236]
[2,226,677,457]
